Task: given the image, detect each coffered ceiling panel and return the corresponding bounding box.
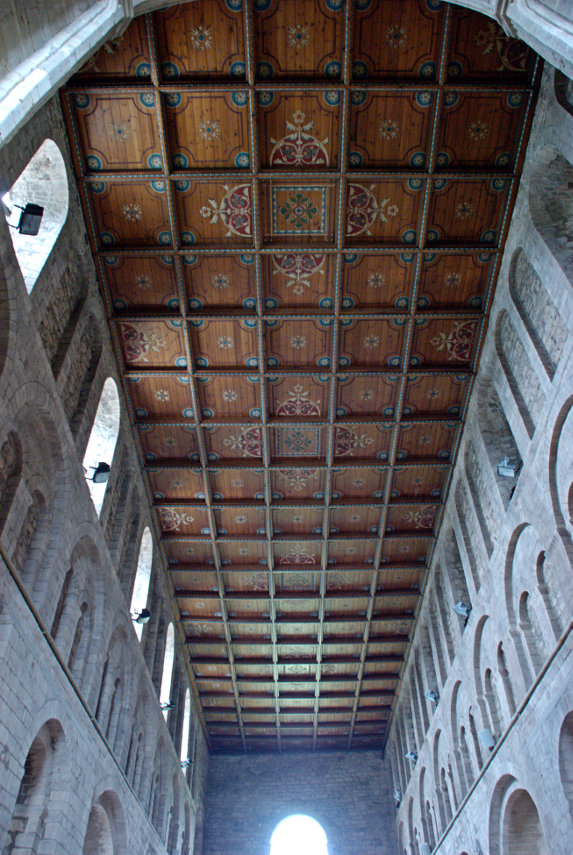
[63,0,540,753]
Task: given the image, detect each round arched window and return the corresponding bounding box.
[270,814,328,855]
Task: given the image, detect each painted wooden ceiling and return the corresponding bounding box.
[62,0,540,753]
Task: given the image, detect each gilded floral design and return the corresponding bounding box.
[430,320,478,362]
[277,467,319,492]
[276,385,321,418]
[120,323,166,363]
[271,253,325,295]
[270,113,329,167]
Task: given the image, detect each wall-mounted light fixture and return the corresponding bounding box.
[86,461,111,483]
[478,728,495,751]
[497,458,521,479]
[424,689,439,705]
[7,202,44,235]
[454,600,472,626]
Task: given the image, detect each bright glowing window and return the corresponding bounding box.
[160,623,175,719]
[270,815,328,855]
[3,139,68,293]
[130,527,152,640]
[180,689,191,762]
[82,377,120,515]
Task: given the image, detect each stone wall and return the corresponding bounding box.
[387,63,573,855]
[203,750,397,855]
[0,90,208,855]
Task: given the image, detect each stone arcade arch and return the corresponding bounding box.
[477,379,523,507]
[0,263,8,383]
[508,248,566,381]
[549,396,573,568]
[559,711,573,822]
[0,431,22,537]
[494,310,541,440]
[2,139,69,293]
[502,789,548,855]
[2,719,66,855]
[489,776,549,855]
[528,145,573,285]
[82,791,127,855]
[554,70,573,116]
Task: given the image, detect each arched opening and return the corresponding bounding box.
[160,622,175,719]
[509,248,565,380]
[2,139,69,293]
[559,711,573,822]
[3,719,65,855]
[13,489,47,575]
[82,377,120,515]
[0,431,22,537]
[129,526,153,640]
[455,480,480,591]
[497,642,516,718]
[528,145,573,285]
[82,791,126,855]
[0,265,8,385]
[518,591,544,676]
[465,441,495,557]
[554,70,573,117]
[494,310,540,439]
[443,529,471,636]
[180,688,191,763]
[501,789,548,855]
[270,815,328,855]
[478,379,523,506]
[82,804,113,855]
[65,314,102,437]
